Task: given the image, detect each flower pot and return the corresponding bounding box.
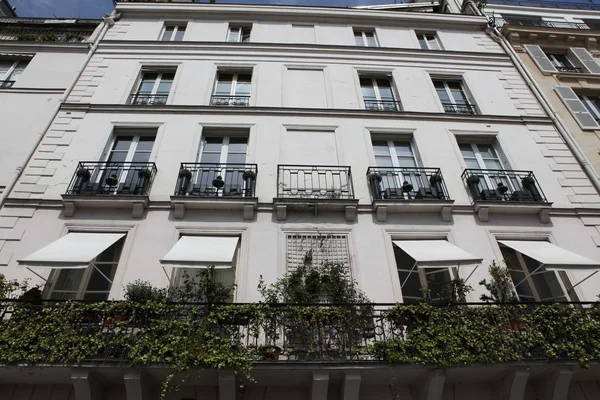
[260,346,281,361]
[73,168,91,194]
[368,174,383,200]
[105,175,119,187]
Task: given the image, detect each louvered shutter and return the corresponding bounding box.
[524,44,557,73]
[555,86,600,130]
[568,48,600,74]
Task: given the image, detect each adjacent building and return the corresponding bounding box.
[1,1,600,399]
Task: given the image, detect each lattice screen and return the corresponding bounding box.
[285,233,351,275]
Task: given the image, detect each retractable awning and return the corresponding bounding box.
[392,240,482,267]
[18,232,125,269]
[160,236,239,269]
[499,240,600,271]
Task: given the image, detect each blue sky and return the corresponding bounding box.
[9,0,600,18]
[9,0,405,18]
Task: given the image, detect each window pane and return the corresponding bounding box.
[459,143,475,158]
[215,74,233,96]
[174,26,186,41]
[375,155,394,167]
[241,27,251,42]
[477,144,497,159]
[360,79,377,100]
[9,61,27,80]
[203,137,224,152]
[523,254,566,301]
[228,28,240,42]
[200,152,222,164]
[501,246,536,300]
[365,32,377,47]
[417,35,428,49]
[85,264,115,291]
[157,73,174,94]
[434,82,451,103]
[139,73,158,92]
[235,77,251,96]
[425,268,452,301]
[136,137,155,151]
[448,82,467,104]
[465,158,480,169]
[226,152,247,164]
[394,142,413,156]
[372,141,390,156]
[132,152,151,163]
[376,79,394,101]
[397,156,417,168]
[399,270,422,299]
[53,269,85,291]
[161,26,174,41]
[112,137,134,151]
[354,31,364,46]
[0,61,12,77]
[483,159,503,170]
[427,35,440,50]
[95,239,124,263]
[228,137,248,153]
[106,151,128,164]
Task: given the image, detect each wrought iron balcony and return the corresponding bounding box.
[0,28,92,42]
[367,167,450,201]
[461,169,547,203]
[277,165,355,200]
[210,95,250,107]
[1,300,598,365]
[0,80,14,89]
[489,0,600,10]
[65,161,157,196]
[441,102,477,114]
[129,92,169,105]
[556,66,584,73]
[364,100,401,111]
[174,163,257,198]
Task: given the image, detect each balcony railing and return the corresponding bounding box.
[0,28,92,42]
[0,80,14,89]
[277,165,355,200]
[1,301,599,365]
[129,92,168,105]
[461,169,547,203]
[556,66,584,73]
[489,0,600,11]
[367,167,450,201]
[441,102,477,114]
[210,95,250,107]
[174,163,257,197]
[65,162,157,196]
[502,18,592,30]
[364,100,401,111]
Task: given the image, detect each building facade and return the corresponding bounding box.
[1,1,600,399]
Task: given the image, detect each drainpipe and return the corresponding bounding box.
[463,0,600,194]
[0,11,122,208]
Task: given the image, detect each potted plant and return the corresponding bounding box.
[466,174,481,200]
[212,175,225,191]
[177,168,193,196]
[105,174,119,187]
[242,169,256,196]
[429,173,444,199]
[135,168,153,195]
[521,175,542,202]
[257,345,282,361]
[497,182,509,195]
[367,171,383,200]
[72,167,91,194]
[401,181,413,193]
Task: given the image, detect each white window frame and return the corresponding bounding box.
[459,141,517,194]
[197,135,248,164]
[546,53,574,69]
[416,32,441,50]
[227,25,251,42]
[580,95,600,121]
[460,142,505,171]
[161,24,186,41]
[353,28,378,47]
[433,79,472,109]
[134,71,175,97]
[47,236,125,300]
[498,243,574,302]
[374,140,418,169]
[0,60,27,83]
[98,132,156,188]
[214,72,251,97]
[360,76,398,110]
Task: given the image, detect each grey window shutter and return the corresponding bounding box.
[555,86,600,130]
[568,48,600,74]
[524,44,557,73]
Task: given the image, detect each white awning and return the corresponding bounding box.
[499,240,600,271]
[160,236,239,269]
[17,233,125,269]
[393,240,482,268]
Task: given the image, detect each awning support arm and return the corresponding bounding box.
[462,264,480,284]
[401,261,418,289]
[26,267,49,283]
[567,270,599,295]
[514,264,543,289]
[90,262,113,285]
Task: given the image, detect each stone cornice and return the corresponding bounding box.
[61,102,553,125]
[115,3,489,30]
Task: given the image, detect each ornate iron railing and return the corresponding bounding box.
[461,169,547,203]
[65,161,157,196]
[366,167,450,201]
[1,301,599,364]
[556,66,584,73]
[277,165,355,200]
[364,100,401,111]
[501,17,591,30]
[0,80,14,89]
[210,95,250,107]
[129,92,169,105]
[488,0,600,11]
[0,28,92,42]
[441,102,477,114]
[174,163,257,197]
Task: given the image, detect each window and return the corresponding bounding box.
[48,237,125,300]
[161,24,186,41]
[545,52,580,72]
[286,233,351,275]
[416,32,440,50]
[499,243,572,302]
[130,70,175,105]
[211,71,252,106]
[360,76,399,111]
[354,29,377,47]
[459,143,503,170]
[228,25,251,42]
[580,95,600,122]
[433,79,475,114]
[0,60,28,88]
[372,140,420,198]
[199,135,248,165]
[393,243,453,304]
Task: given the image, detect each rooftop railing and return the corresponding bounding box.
[502,17,597,30]
[488,0,600,11]
[65,161,158,196]
[0,28,92,42]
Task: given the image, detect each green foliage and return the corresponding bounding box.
[479,261,519,303]
[169,266,235,303]
[16,33,40,41]
[0,274,33,299]
[124,280,167,303]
